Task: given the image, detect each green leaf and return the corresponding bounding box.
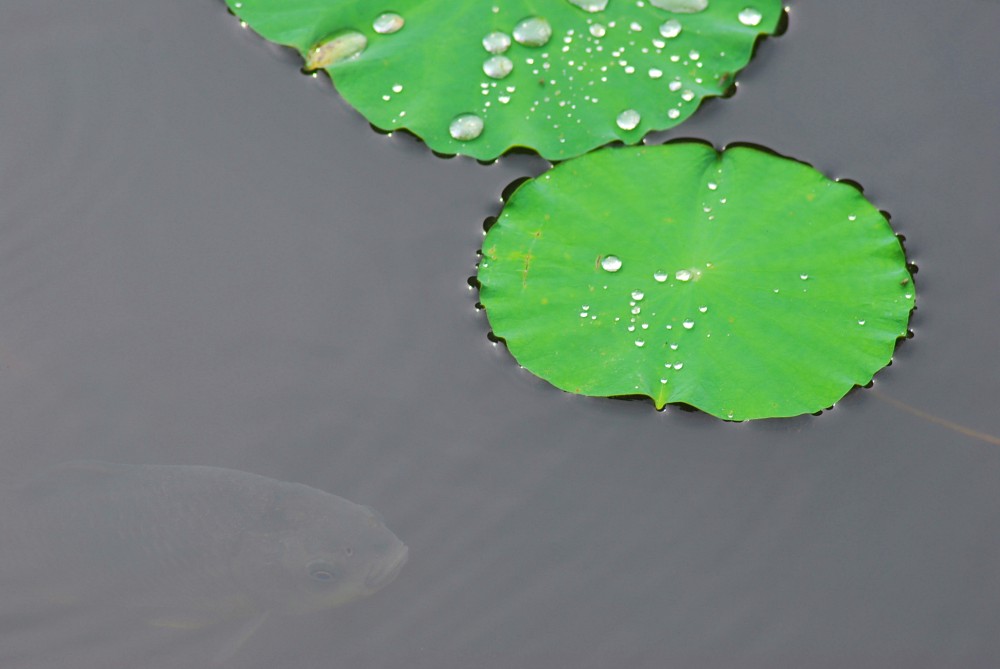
[477,142,915,420]
[226,0,784,160]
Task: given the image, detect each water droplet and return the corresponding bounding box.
[449,113,484,141]
[675,269,692,282]
[582,305,590,311]
[669,80,683,91]
[601,255,622,272]
[513,17,553,47]
[653,271,668,282]
[669,343,679,350]
[631,306,641,315]
[651,0,708,13]
[482,31,512,54]
[858,319,866,325]
[616,109,641,131]
[483,55,514,79]
[635,339,646,347]
[589,23,607,37]
[707,182,718,190]
[682,320,695,329]
[648,68,663,78]
[658,19,682,38]
[738,7,763,26]
[660,379,668,384]
[848,215,857,221]
[304,31,367,71]
[568,0,609,11]
[698,306,707,313]
[629,21,643,31]
[392,84,403,93]
[627,325,636,332]
[673,363,684,370]
[800,274,809,280]
[667,109,680,119]
[631,290,645,300]
[579,312,589,318]
[372,12,404,34]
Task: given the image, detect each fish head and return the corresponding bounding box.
[230,483,407,616]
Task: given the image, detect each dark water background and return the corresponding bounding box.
[0,0,998,667]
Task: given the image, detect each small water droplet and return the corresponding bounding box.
[653,271,668,282]
[449,113,485,141]
[579,312,589,318]
[858,319,866,325]
[800,274,809,280]
[658,19,683,38]
[483,55,514,79]
[568,0,610,12]
[675,269,692,282]
[669,343,679,350]
[304,31,367,70]
[629,21,643,31]
[651,0,708,13]
[682,320,695,329]
[673,363,683,370]
[582,305,590,311]
[648,68,663,78]
[738,7,763,26]
[513,17,553,47]
[631,306,641,315]
[392,84,403,93]
[631,290,645,300]
[660,379,668,384]
[667,109,680,119]
[373,12,404,34]
[698,306,707,313]
[589,23,607,37]
[635,339,646,347]
[601,255,622,272]
[616,109,641,131]
[848,214,857,221]
[482,31,512,54]
[707,182,718,190]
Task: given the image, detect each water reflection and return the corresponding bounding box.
[0,462,407,667]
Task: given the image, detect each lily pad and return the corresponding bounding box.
[476,142,915,420]
[226,0,784,160]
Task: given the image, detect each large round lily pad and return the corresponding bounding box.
[226,0,784,160]
[477,142,915,420]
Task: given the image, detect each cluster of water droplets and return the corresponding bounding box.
[446,1,769,144]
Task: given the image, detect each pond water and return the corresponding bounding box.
[0,0,998,667]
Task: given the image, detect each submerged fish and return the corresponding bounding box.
[0,462,407,665]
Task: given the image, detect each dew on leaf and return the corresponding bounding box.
[632,290,645,300]
[372,12,404,34]
[589,23,607,37]
[304,31,367,71]
[651,0,708,13]
[738,7,763,26]
[682,320,695,329]
[568,0,610,12]
[675,269,692,282]
[513,17,553,47]
[658,19,683,38]
[483,55,514,79]
[616,109,641,130]
[449,113,485,141]
[482,31,512,54]
[600,255,623,272]
[653,271,668,282]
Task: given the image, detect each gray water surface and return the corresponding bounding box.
[1,0,998,667]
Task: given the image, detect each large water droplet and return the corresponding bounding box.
[449,114,484,141]
[513,17,553,47]
[682,319,695,329]
[653,271,668,283]
[651,0,708,13]
[635,339,646,347]
[658,19,682,38]
[738,7,763,26]
[482,31,512,54]
[675,269,692,282]
[601,255,622,272]
[483,55,514,79]
[304,31,367,71]
[673,363,684,370]
[568,0,609,12]
[616,109,641,130]
[372,12,404,34]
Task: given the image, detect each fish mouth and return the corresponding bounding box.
[365,543,408,591]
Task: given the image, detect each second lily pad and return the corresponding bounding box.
[226,0,784,160]
[477,142,915,420]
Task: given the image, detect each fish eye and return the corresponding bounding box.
[307,561,338,583]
